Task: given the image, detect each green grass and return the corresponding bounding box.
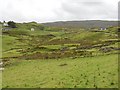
[1,23,119,88]
[0,35,2,59]
[2,35,18,51]
[2,54,118,88]
[43,45,61,49]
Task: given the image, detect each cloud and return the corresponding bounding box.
[0,0,119,23]
[58,0,118,21]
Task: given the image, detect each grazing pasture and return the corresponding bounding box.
[1,22,119,88]
[2,54,118,88]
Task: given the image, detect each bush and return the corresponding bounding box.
[8,21,16,28]
[39,25,44,30]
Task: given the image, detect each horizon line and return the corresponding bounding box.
[0,19,119,23]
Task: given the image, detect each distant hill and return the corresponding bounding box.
[43,20,118,29]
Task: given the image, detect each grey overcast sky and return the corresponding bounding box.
[0,0,119,23]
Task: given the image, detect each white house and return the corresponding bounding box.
[3,21,8,27]
[100,28,107,30]
[31,28,35,31]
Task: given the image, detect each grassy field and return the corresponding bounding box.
[2,54,118,88]
[1,22,119,88]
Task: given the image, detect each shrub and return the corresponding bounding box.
[8,21,17,28]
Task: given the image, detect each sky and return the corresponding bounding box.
[0,0,119,23]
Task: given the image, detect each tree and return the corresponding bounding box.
[8,21,16,28]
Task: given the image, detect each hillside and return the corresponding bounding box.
[1,21,119,88]
[43,20,118,29]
